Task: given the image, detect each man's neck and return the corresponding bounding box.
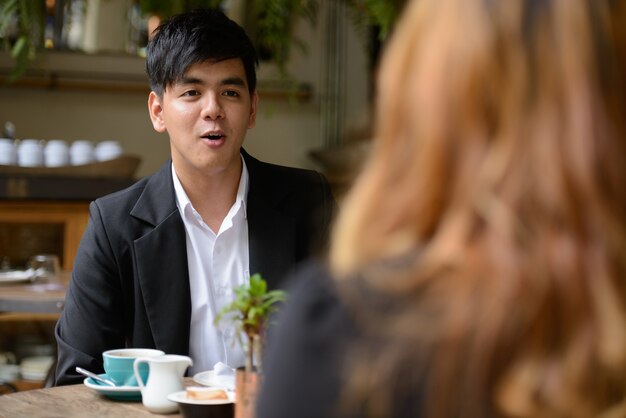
[176,161,242,233]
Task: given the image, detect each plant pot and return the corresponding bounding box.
[235,367,261,418]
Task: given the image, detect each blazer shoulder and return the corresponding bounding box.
[247,156,329,189]
[92,176,149,213]
[91,159,174,221]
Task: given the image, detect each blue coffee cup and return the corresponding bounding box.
[102,348,164,386]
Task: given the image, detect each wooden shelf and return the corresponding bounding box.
[0,50,148,94]
[0,50,313,101]
[0,201,89,271]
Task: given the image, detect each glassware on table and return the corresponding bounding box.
[28,254,61,281]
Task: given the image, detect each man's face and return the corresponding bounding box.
[148,58,257,179]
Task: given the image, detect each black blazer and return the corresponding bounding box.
[54,149,335,385]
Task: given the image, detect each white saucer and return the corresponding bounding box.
[192,370,236,390]
[83,375,142,401]
[0,270,34,284]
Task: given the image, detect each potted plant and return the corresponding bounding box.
[215,273,286,418]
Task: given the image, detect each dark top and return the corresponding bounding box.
[256,262,351,418]
[54,150,335,386]
[257,262,425,418]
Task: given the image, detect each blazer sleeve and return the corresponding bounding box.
[54,200,127,386]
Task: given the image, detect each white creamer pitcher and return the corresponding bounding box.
[133,354,193,413]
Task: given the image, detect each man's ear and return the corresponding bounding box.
[247,91,258,129]
[148,91,167,133]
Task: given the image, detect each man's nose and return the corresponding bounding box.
[201,93,224,120]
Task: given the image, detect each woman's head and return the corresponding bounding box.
[332,0,626,276]
[331,0,626,416]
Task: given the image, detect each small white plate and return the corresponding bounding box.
[192,370,236,390]
[83,375,142,401]
[168,390,235,405]
[0,270,34,284]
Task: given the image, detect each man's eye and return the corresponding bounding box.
[222,90,239,97]
[182,90,199,97]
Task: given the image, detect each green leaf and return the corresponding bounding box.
[0,0,19,35]
[10,35,26,59]
[213,273,287,369]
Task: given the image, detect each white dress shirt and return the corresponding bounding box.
[172,158,250,374]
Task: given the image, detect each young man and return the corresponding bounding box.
[54,8,335,385]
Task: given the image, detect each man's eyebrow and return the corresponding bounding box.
[221,76,246,87]
[175,76,247,88]
[177,76,203,85]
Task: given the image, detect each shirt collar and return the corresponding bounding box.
[172,155,249,220]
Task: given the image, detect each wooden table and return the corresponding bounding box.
[0,378,197,418]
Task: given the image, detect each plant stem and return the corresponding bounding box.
[245,333,254,373]
[253,334,263,375]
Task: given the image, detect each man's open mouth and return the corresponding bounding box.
[202,133,224,140]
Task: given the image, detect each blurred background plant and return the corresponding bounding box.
[0,0,404,82]
[0,0,44,82]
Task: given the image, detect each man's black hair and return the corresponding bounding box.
[146,8,258,96]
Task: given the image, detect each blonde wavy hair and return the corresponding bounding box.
[330,0,626,417]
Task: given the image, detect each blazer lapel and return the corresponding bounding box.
[244,150,297,289]
[129,161,191,354]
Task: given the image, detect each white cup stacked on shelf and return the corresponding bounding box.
[0,138,17,165]
[94,140,123,161]
[70,140,95,165]
[17,139,44,167]
[44,140,70,167]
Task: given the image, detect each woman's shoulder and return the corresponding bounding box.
[281,261,347,330]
